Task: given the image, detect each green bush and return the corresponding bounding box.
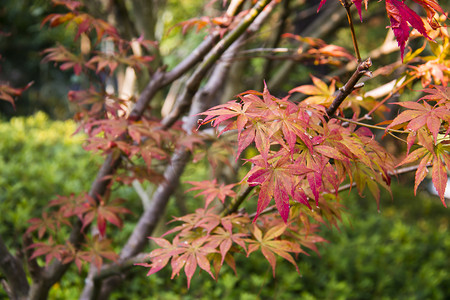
[0,112,99,247]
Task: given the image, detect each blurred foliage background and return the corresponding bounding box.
[1,0,449,298]
[0,113,448,299]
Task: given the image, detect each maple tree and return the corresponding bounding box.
[0,0,449,299]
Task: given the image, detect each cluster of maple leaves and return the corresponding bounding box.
[1,0,448,289]
[141,0,449,285]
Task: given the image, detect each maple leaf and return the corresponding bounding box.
[201,84,314,164]
[26,212,56,239]
[162,207,221,237]
[138,237,184,276]
[246,155,313,223]
[0,82,33,109]
[318,0,365,21]
[82,236,118,270]
[142,236,217,288]
[60,242,91,272]
[387,100,449,142]
[176,17,212,35]
[246,223,303,277]
[41,45,84,75]
[419,85,450,106]
[431,152,447,206]
[86,54,119,75]
[399,126,450,206]
[28,237,66,266]
[283,33,354,64]
[308,44,355,64]
[199,97,262,160]
[411,0,446,30]
[397,129,434,192]
[80,195,131,237]
[410,59,450,87]
[351,162,389,210]
[48,193,86,218]
[51,0,83,11]
[186,179,236,208]
[67,88,107,117]
[42,11,118,41]
[385,0,431,60]
[209,226,248,264]
[289,75,336,107]
[116,54,154,72]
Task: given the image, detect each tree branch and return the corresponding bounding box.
[160,0,273,129]
[325,58,372,118]
[0,234,29,300]
[28,12,235,299]
[268,0,345,89]
[220,184,255,217]
[87,4,278,297]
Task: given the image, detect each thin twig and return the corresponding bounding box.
[326,58,372,118]
[335,116,407,134]
[343,0,361,61]
[220,185,255,217]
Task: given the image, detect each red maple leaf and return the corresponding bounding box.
[397,127,449,206]
[246,155,313,223]
[0,82,33,109]
[28,237,65,266]
[80,195,131,237]
[82,236,118,270]
[411,0,446,30]
[26,212,56,239]
[209,225,248,264]
[142,236,217,288]
[60,242,92,272]
[318,0,365,21]
[162,207,221,237]
[41,45,84,75]
[385,0,431,61]
[186,179,236,208]
[387,100,449,142]
[51,0,83,11]
[419,85,450,106]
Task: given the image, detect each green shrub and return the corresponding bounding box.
[0,112,99,247]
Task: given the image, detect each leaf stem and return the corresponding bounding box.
[344,1,361,61]
[335,116,407,134]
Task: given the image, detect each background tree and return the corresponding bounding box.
[0,0,449,299]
